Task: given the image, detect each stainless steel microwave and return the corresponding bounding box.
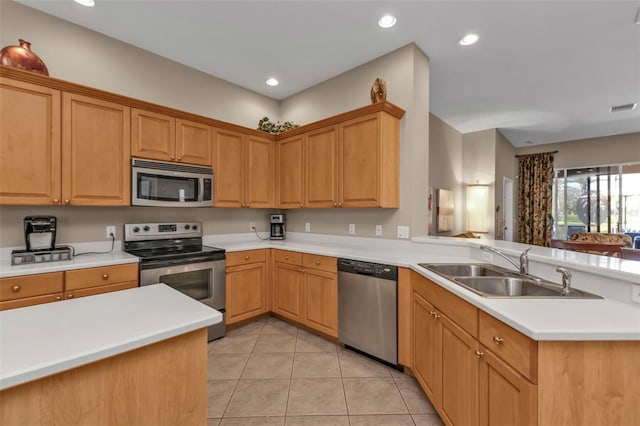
[131,158,213,207]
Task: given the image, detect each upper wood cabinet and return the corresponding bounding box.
[131,108,212,166]
[214,128,273,208]
[276,104,403,209]
[63,93,131,206]
[339,112,399,207]
[0,78,130,207]
[276,134,304,209]
[304,126,338,208]
[0,78,61,205]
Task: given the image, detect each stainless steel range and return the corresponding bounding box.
[124,222,226,341]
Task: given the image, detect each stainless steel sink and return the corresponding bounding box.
[418,263,511,277]
[419,263,602,299]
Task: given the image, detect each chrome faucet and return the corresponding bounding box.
[555,267,572,296]
[480,245,532,275]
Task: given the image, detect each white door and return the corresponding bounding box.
[503,177,514,241]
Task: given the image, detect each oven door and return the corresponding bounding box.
[139,259,225,310]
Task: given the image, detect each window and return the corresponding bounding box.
[552,163,640,240]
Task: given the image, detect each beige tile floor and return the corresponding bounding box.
[206,316,444,426]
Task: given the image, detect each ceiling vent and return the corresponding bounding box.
[609,102,638,113]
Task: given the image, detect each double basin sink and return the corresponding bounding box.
[419,263,601,299]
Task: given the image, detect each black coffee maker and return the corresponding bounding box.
[270,214,286,240]
[24,216,57,251]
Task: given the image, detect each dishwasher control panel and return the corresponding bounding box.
[338,259,397,280]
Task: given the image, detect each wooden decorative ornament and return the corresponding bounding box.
[370,78,387,104]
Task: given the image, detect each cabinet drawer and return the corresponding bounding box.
[273,249,302,265]
[65,280,137,300]
[226,249,266,267]
[0,292,64,311]
[479,311,538,382]
[65,263,138,291]
[302,254,336,273]
[0,272,64,301]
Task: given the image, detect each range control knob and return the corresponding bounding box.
[184,224,191,230]
[192,224,198,230]
[132,226,140,233]
[143,226,150,232]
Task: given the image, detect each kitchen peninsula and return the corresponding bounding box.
[0,284,222,425]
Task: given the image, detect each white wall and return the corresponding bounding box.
[428,114,464,236]
[463,129,497,238]
[280,44,431,239]
[0,1,280,127]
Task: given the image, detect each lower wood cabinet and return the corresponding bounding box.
[272,250,338,337]
[225,249,268,325]
[411,271,535,426]
[0,264,138,311]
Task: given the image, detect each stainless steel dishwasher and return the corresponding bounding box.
[338,258,398,366]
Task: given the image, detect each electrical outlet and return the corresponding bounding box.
[106,226,116,239]
[375,225,383,236]
[632,284,640,304]
[250,222,256,231]
[305,222,311,232]
[348,224,356,235]
[397,225,409,239]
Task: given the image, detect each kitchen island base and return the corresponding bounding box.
[0,328,207,426]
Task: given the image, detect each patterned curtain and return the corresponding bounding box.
[517,152,554,246]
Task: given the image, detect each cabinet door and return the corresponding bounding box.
[175,119,212,166]
[62,93,130,206]
[412,292,441,405]
[213,128,244,207]
[131,108,175,161]
[226,262,267,325]
[440,315,479,426]
[339,114,380,207]
[304,126,338,208]
[246,135,274,208]
[479,348,537,426]
[276,134,304,208]
[302,268,338,337]
[0,78,61,205]
[272,262,302,321]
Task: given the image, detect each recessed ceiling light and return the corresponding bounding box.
[74,0,95,6]
[266,78,279,87]
[378,15,397,29]
[459,33,479,46]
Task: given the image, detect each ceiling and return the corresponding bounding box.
[15,0,640,147]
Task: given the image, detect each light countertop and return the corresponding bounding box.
[205,233,640,342]
[0,284,222,390]
[0,250,138,279]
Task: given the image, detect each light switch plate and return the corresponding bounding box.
[348,224,356,235]
[375,225,383,236]
[632,284,640,304]
[397,225,410,239]
[305,222,311,232]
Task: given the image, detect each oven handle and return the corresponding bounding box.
[140,255,224,270]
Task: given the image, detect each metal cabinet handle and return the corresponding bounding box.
[338,202,342,207]
[64,199,70,205]
[102,274,109,279]
[284,256,289,260]
[302,269,306,273]
[177,157,182,161]
[11,285,20,292]
[493,336,504,344]
[333,203,337,207]
[300,203,303,208]
[474,350,485,358]
[315,260,320,265]
[67,294,74,299]
[53,198,59,204]
[55,296,62,301]
[429,311,440,319]
[246,203,250,207]
[297,268,302,272]
[171,156,175,160]
[245,256,250,260]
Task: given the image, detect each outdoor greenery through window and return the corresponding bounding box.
[553,163,640,241]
